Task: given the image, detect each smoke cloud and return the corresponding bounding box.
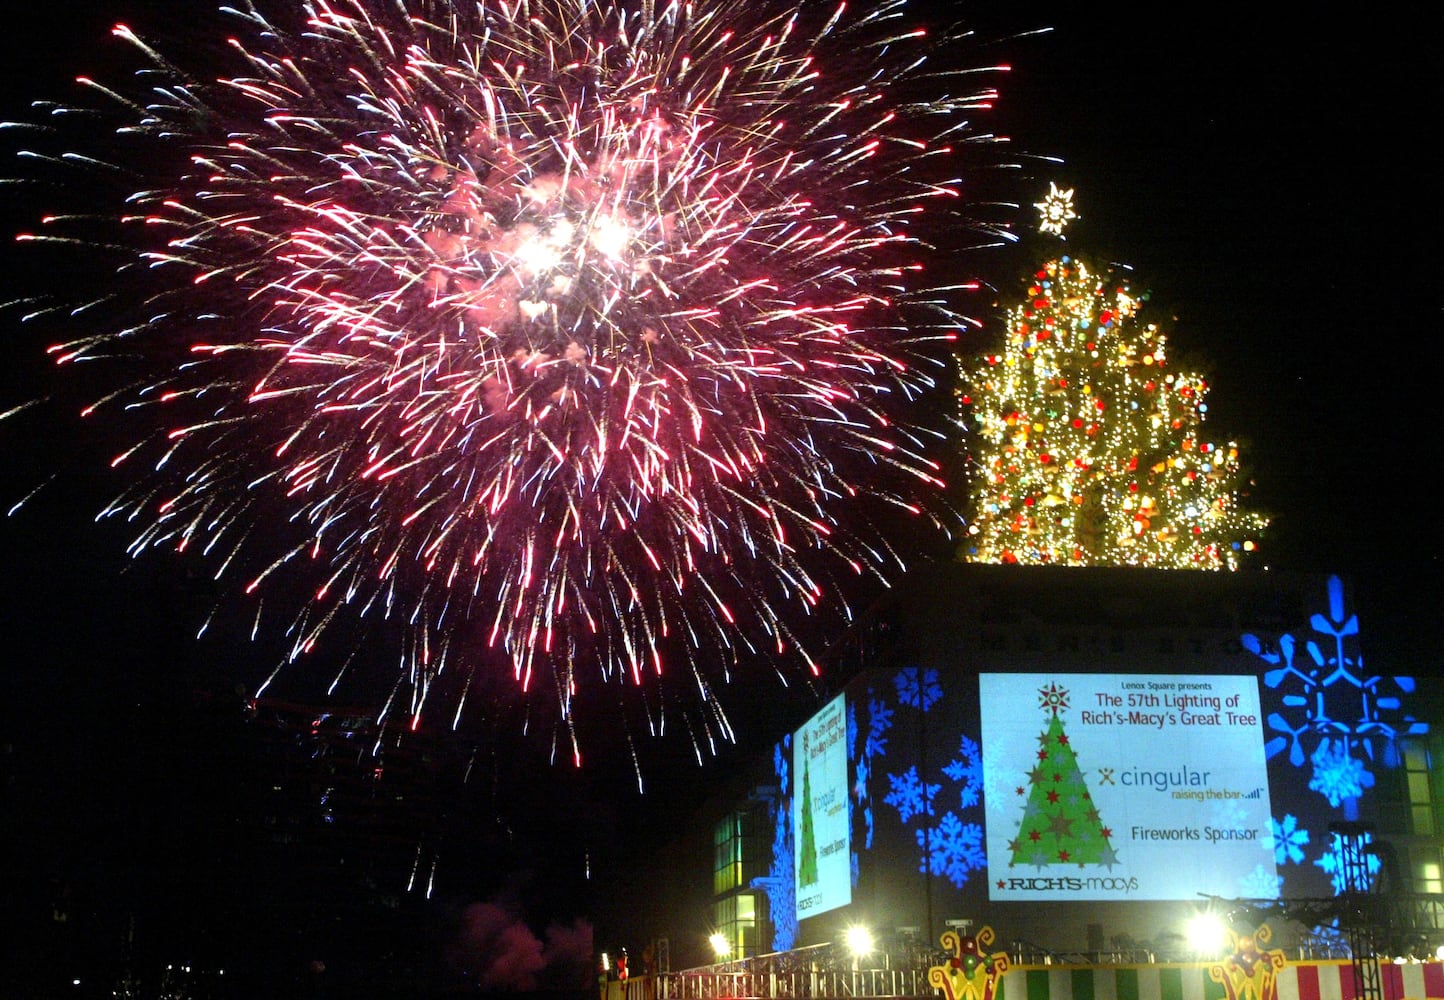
[451,899,594,991]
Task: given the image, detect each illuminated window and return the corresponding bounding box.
[737,894,760,956]
[712,805,768,956]
[714,809,767,895]
[714,813,744,894]
[1404,741,1436,836]
[1389,738,1444,895]
[711,893,760,960]
[1414,859,1442,895]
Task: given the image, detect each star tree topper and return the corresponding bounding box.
[1034,182,1077,236]
[1038,681,1069,715]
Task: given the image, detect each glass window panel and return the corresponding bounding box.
[1404,743,1430,772]
[1413,805,1436,835]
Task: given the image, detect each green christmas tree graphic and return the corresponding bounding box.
[798,732,819,886]
[1008,683,1119,870]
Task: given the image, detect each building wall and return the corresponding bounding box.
[748,564,1442,956]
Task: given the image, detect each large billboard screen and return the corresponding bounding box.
[981,672,1276,901]
[793,692,851,921]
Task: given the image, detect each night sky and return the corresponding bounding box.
[0,1,1436,995]
[970,3,1439,670]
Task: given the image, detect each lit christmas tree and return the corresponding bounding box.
[955,188,1266,569]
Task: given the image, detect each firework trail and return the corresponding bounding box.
[4,0,1010,760]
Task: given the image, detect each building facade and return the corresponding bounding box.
[697,564,1444,966]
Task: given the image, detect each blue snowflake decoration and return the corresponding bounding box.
[895,667,943,712]
[1238,863,1284,899]
[1308,739,1375,816]
[854,767,874,847]
[1315,829,1381,896]
[1245,576,1426,776]
[751,735,797,951]
[844,701,859,890]
[852,692,897,852]
[885,766,940,823]
[870,666,988,893]
[1210,798,1251,831]
[1267,813,1310,866]
[866,696,894,758]
[916,811,985,888]
[1304,921,1351,959]
[941,734,984,810]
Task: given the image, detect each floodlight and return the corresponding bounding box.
[845,925,875,958]
[1185,913,1228,956]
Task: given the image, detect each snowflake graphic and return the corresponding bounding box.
[752,736,797,951]
[853,693,897,851]
[1209,798,1251,832]
[866,696,894,757]
[895,667,943,712]
[1241,574,1426,891]
[1244,575,1426,772]
[1308,739,1375,812]
[942,734,984,809]
[1237,863,1283,899]
[1304,921,1350,959]
[885,766,940,823]
[916,811,985,888]
[844,699,860,882]
[775,739,791,797]
[1315,830,1381,895]
[1267,813,1310,866]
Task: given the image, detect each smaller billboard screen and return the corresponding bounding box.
[981,673,1276,901]
[793,692,851,921]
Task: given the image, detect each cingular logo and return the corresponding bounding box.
[1097,765,1213,790]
